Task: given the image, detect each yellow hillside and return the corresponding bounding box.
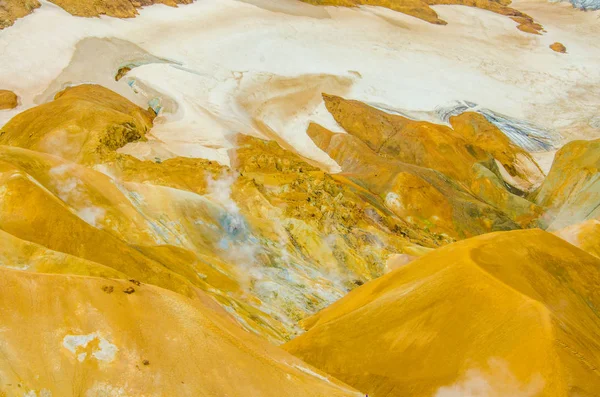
[449,112,545,193]
[47,0,193,18]
[0,84,155,164]
[307,121,527,239]
[0,0,39,29]
[0,85,435,343]
[284,229,600,397]
[0,267,360,397]
[0,0,195,28]
[308,96,547,240]
[321,94,543,193]
[533,138,600,230]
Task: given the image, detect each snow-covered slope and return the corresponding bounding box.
[1,0,599,171]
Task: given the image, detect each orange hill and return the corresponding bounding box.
[284,229,600,397]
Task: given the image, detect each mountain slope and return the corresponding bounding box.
[0,85,436,343]
[0,267,359,397]
[0,0,40,29]
[533,138,600,230]
[284,229,600,396]
[0,84,155,164]
[47,0,194,18]
[0,0,193,29]
[309,95,547,238]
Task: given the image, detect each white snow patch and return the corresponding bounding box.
[294,365,331,383]
[434,358,544,397]
[62,332,118,363]
[385,192,403,209]
[48,164,107,227]
[77,206,106,228]
[85,382,130,397]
